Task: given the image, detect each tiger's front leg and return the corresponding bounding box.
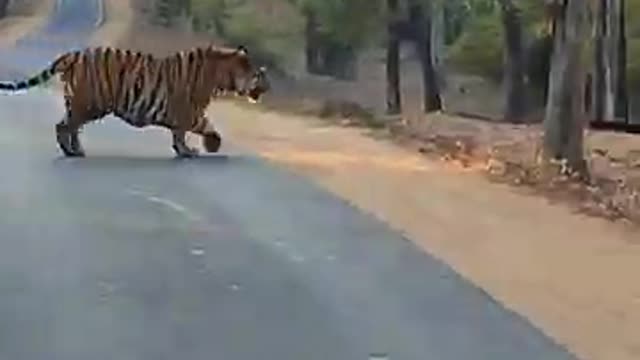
[195,115,222,153]
[171,130,200,158]
[202,131,221,153]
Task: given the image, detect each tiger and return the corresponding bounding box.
[0,44,270,158]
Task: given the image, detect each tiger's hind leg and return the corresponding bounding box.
[55,121,72,156]
[171,130,200,158]
[55,114,87,157]
[56,83,90,157]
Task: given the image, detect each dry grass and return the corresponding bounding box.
[255,92,640,226]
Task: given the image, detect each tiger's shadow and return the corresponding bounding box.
[49,153,257,171]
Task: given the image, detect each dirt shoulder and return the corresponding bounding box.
[215,101,640,360]
[93,1,640,360]
[0,0,52,47]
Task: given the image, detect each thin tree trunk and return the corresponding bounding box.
[386,0,402,115]
[431,1,446,90]
[304,9,322,75]
[543,0,589,174]
[323,44,357,81]
[499,0,528,123]
[616,0,629,122]
[592,0,628,124]
[593,0,614,123]
[0,0,8,19]
[409,0,443,113]
[212,13,227,38]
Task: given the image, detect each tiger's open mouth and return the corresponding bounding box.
[246,87,264,104]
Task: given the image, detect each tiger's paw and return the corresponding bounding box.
[57,139,84,157]
[172,145,200,158]
[202,132,222,153]
[66,150,86,158]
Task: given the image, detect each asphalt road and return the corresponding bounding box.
[0,2,579,360]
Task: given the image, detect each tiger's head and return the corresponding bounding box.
[209,45,270,103]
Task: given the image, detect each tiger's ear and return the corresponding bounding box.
[258,66,267,73]
[236,45,248,56]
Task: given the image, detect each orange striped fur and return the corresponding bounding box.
[0,45,269,157]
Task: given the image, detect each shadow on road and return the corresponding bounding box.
[48,154,243,169]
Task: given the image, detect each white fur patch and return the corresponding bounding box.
[203,117,225,138]
[203,119,217,134]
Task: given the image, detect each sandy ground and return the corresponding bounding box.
[212,101,640,360]
[0,0,52,47]
[17,0,640,359]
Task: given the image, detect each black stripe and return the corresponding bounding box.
[0,82,17,90]
[103,47,114,105]
[146,63,163,112]
[27,77,39,87]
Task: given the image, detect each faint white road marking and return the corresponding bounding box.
[270,239,307,264]
[126,189,202,222]
[369,354,389,360]
[190,248,205,256]
[146,196,189,214]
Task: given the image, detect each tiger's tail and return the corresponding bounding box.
[0,52,74,91]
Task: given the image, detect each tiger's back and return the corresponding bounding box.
[61,47,170,128]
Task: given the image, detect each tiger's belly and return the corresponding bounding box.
[114,111,157,129]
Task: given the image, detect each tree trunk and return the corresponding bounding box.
[499,0,528,123]
[386,0,402,115]
[304,9,323,75]
[592,0,618,123]
[304,9,357,80]
[409,0,443,113]
[543,0,589,174]
[616,0,629,123]
[212,13,227,38]
[0,0,9,19]
[323,44,357,81]
[431,1,446,90]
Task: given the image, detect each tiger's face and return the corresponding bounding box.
[245,66,270,103]
[212,45,270,103]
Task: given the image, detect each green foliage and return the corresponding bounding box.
[517,0,546,31]
[153,0,189,27]
[627,39,640,91]
[295,0,384,49]
[222,1,304,67]
[186,0,384,74]
[628,0,640,36]
[187,0,304,71]
[190,0,226,33]
[157,0,640,93]
[447,9,504,80]
[446,0,550,82]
